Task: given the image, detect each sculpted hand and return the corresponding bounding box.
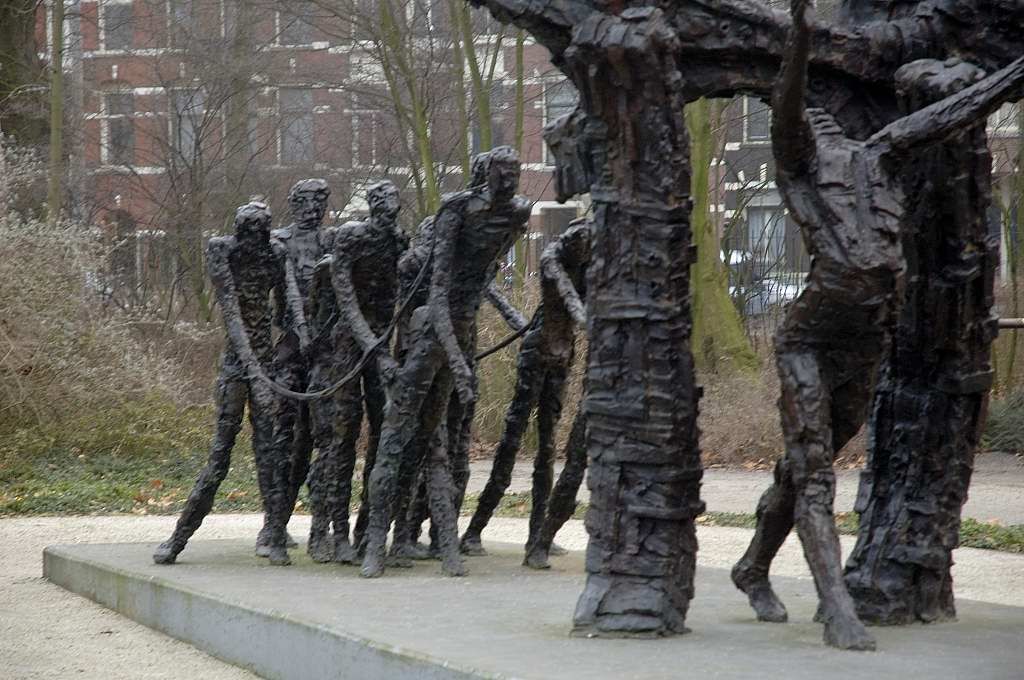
[453,361,476,405]
[378,354,400,385]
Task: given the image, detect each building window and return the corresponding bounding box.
[746,205,786,272]
[744,96,771,142]
[104,92,135,166]
[171,88,205,161]
[103,2,135,51]
[280,88,313,164]
[543,80,577,165]
[279,2,313,45]
[168,0,197,47]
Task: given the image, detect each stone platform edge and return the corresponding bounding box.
[43,545,501,680]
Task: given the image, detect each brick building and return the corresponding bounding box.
[38,0,583,294]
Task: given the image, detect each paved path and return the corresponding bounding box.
[468,451,1024,524]
[3,453,1022,678]
[6,512,1024,679]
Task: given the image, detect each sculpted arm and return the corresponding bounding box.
[868,56,1024,154]
[331,229,386,355]
[540,234,586,328]
[207,238,260,373]
[486,283,528,332]
[428,202,473,400]
[772,0,816,178]
[283,254,311,352]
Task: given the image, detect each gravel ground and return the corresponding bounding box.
[3,513,1024,679]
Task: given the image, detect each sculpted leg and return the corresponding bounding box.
[423,376,467,577]
[461,347,544,554]
[361,339,445,578]
[332,381,364,563]
[778,348,874,651]
[526,363,567,556]
[307,365,340,563]
[259,357,306,554]
[154,373,246,564]
[252,382,292,566]
[731,458,795,623]
[525,409,586,569]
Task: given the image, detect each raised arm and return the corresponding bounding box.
[486,283,528,332]
[772,0,816,178]
[868,56,1024,154]
[540,228,587,328]
[428,199,474,403]
[207,238,260,373]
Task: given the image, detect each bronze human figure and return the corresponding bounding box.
[255,178,331,557]
[360,146,531,579]
[153,202,291,565]
[731,0,1024,650]
[305,180,406,564]
[461,218,591,566]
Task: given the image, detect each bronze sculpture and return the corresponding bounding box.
[153,202,292,565]
[360,146,531,579]
[305,180,406,564]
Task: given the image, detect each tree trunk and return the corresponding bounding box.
[686,97,758,374]
[47,0,64,225]
[568,10,704,638]
[0,0,47,146]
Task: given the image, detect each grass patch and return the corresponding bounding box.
[5,448,1024,556]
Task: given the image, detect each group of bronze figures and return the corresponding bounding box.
[154,0,1024,654]
[154,146,593,581]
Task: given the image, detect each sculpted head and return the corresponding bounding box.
[234,201,272,243]
[486,145,520,203]
[287,178,330,229]
[367,180,400,224]
[468,150,491,188]
[895,58,986,113]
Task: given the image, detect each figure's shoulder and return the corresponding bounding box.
[271,225,292,241]
[511,195,533,219]
[270,238,288,259]
[334,220,367,246]
[313,253,334,274]
[562,218,591,244]
[207,235,235,257]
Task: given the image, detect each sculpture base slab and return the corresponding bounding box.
[44,540,1023,679]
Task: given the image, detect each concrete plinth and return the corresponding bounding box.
[44,540,1023,680]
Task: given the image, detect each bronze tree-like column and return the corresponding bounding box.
[564,10,705,637]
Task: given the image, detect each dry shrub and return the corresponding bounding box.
[698,363,783,468]
[471,281,585,456]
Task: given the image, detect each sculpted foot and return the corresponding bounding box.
[267,546,292,566]
[523,549,551,570]
[333,539,358,564]
[360,548,386,578]
[285,531,298,549]
[459,534,487,556]
[549,542,569,557]
[441,554,468,577]
[307,532,334,563]
[152,541,180,565]
[732,562,788,623]
[823,614,876,651]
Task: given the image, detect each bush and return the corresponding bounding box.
[983,389,1024,454]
